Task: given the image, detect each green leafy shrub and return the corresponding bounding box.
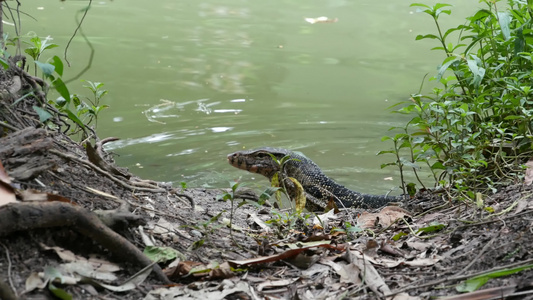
[13,33,109,135]
[381,0,533,198]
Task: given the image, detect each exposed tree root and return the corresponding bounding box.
[49,149,166,193]
[0,201,171,284]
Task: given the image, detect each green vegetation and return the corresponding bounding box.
[24,34,109,135]
[2,2,106,139]
[381,0,533,199]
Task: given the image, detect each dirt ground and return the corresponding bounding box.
[1,65,533,300]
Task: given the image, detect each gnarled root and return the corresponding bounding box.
[0,201,171,284]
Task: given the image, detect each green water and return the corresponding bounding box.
[14,1,480,193]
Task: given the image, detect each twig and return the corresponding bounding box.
[3,1,21,56]
[127,199,188,223]
[49,149,165,193]
[0,122,19,132]
[64,0,92,68]
[0,242,16,297]
[456,227,503,276]
[20,70,47,105]
[171,190,195,208]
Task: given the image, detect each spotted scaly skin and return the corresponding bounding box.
[227,147,402,210]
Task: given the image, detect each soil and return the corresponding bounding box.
[1,62,533,300]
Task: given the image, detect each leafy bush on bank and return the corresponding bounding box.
[382,0,533,199]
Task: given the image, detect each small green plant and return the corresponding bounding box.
[266,210,313,238]
[17,34,109,135]
[381,1,533,199]
[179,181,188,192]
[23,33,58,75]
[331,221,363,240]
[73,80,109,127]
[217,181,243,237]
[182,211,225,250]
[266,153,307,212]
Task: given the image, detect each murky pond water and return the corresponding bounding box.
[15,1,479,193]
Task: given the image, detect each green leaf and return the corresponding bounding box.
[24,48,39,60]
[433,3,452,10]
[345,224,363,233]
[415,34,439,40]
[32,106,52,123]
[229,181,241,193]
[42,43,59,52]
[456,277,489,292]
[437,56,461,81]
[430,46,446,51]
[406,183,417,196]
[394,133,409,140]
[72,95,81,107]
[34,61,54,77]
[209,211,224,223]
[50,55,64,76]
[216,192,232,201]
[400,158,421,170]
[189,239,205,250]
[0,57,8,69]
[143,246,179,263]
[443,26,465,40]
[416,222,446,234]
[456,264,533,292]
[259,187,281,203]
[11,92,34,107]
[64,108,86,129]
[409,3,430,9]
[504,115,524,120]
[53,78,70,103]
[48,283,72,300]
[514,27,525,55]
[381,162,397,169]
[497,11,511,41]
[392,231,408,241]
[469,9,492,22]
[377,150,395,155]
[467,56,485,88]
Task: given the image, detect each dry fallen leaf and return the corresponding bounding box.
[228,242,345,267]
[320,260,362,285]
[358,206,411,229]
[19,190,48,201]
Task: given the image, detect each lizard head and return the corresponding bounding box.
[227,147,291,180]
